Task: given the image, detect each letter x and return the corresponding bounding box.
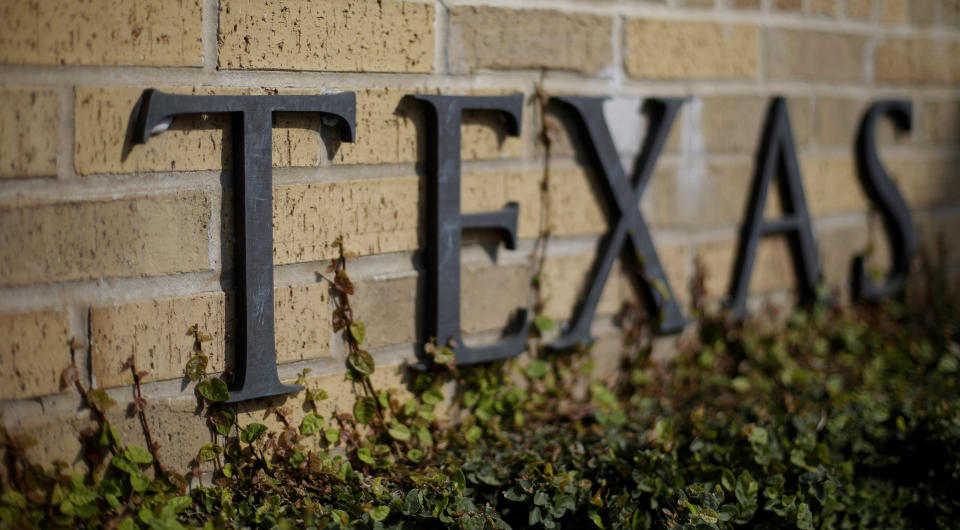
[549,97,686,350]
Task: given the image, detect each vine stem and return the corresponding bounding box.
[127,356,168,473]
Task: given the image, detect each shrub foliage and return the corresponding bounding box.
[2,284,958,529]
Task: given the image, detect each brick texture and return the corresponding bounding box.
[91,283,330,388]
[0,192,210,287]
[0,310,72,399]
[0,89,58,179]
[765,29,864,82]
[218,0,434,72]
[625,19,758,80]
[448,7,612,75]
[874,37,960,84]
[700,96,811,153]
[0,0,202,66]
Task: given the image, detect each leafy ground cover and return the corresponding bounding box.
[2,268,958,529]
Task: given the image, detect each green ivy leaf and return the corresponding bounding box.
[402,489,422,516]
[349,321,366,344]
[388,421,411,441]
[699,508,719,524]
[222,463,237,478]
[357,447,375,465]
[240,423,267,444]
[524,359,550,379]
[407,449,425,463]
[124,444,153,464]
[197,378,229,402]
[354,397,377,424]
[111,455,138,474]
[210,408,236,437]
[184,354,208,382]
[421,388,444,405]
[452,469,466,492]
[369,505,390,522]
[348,350,375,375]
[86,388,116,413]
[300,413,325,435]
[129,473,150,493]
[197,443,221,462]
[433,346,455,364]
[534,315,557,333]
[324,427,340,444]
[465,425,483,444]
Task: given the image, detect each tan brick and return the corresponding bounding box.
[885,156,960,209]
[845,0,874,19]
[921,99,960,146]
[351,275,419,350]
[732,0,761,7]
[680,0,715,6]
[547,167,607,237]
[880,0,908,24]
[91,284,330,388]
[698,237,795,297]
[625,19,757,80]
[810,0,840,16]
[539,255,626,321]
[0,0,201,66]
[462,263,532,335]
[815,97,901,148]
[910,0,937,25]
[0,89,58,179]
[75,87,326,175]
[543,99,683,159]
[775,0,803,11]
[700,96,811,153]
[945,0,960,25]
[915,211,960,268]
[333,88,524,166]
[874,37,960,84]
[0,191,210,287]
[800,156,870,215]
[765,29,864,82]
[448,7,611,75]
[818,223,891,297]
[0,310,71,399]
[462,170,542,240]
[273,178,421,265]
[648,163,747,229]
[218,0,433,72]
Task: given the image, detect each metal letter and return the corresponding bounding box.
[727,97,821,319]
[412,94,530,365]
[852,100,916,301]
[548,97,687,350]
[132,90,356,402]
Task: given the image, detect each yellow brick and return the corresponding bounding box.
[815,97,901,148]
[75,87,325,175]
[875,37,960,84]
[700,96,811,153]
[0,0,201,66]
[765,29,864,82]
[800,156,869,215]
[0,191,210,287]
[462,170,542,240]
[273,178,421,265]
[731,0,761,7]
[650,163,749,229]
[462,263,532,335]
[0,89,58,179]
[698,237,795,297]
[945,1,960,25]
[915,211,960,268]
[818,224,891,298]
[448,7,612,75]
[0,310,71,399]
[681,0,714,6]
[775,0,803,11]
[880,0,908,24]
[922,99,960,146]
[885,156,960,209]
[539,255,625,321]
[218,0,433,72]
[845,0,874,19]
[810,0,840,16]
[625,19,757,80]
[91,284,330,388]
[547,167,607,237]
[332,89,523,166]
[351,275,419,350]
[909,0,937,25]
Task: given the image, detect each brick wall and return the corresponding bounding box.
[2,0,959,474]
